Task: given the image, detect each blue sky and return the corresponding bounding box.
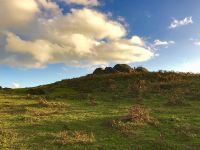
[1,0,200,88]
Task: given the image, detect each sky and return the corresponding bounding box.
[1,0,200,88]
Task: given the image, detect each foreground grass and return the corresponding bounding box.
[0,92,199,150]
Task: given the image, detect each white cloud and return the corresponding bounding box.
[62,0,99,6]
[154,39,175,47]
[44,8,126,40]
[189,38,200,46]
[12,82,21,89]
[0,0,154,69]
[169,16,193,29]
[0,0,39,30]
[194,41,200,46]
[130,36,145,46]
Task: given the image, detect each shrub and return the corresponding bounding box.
[110,105,158,136]
[126,105,152,123]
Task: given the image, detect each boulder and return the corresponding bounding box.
[104,67,118,74]
[93,68,105,75]
[135,67,149,73]
[113,64,133,73]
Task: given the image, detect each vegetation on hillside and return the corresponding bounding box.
[0,65,200,149]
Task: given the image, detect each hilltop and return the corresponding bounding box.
[0,64,200,150]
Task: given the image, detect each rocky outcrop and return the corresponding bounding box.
[135,67,149,73]
[113,64,134,73]
[92,64,149,75]
[93,68,105,75]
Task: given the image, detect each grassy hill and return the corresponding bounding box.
[0,66,200,149]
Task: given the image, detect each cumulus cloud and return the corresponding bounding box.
[169,16,193,29]
[44,8,127,40]
[0,0,154,69]
[0,0,39,30]
[154,39,175,48]
[62,0,99,6]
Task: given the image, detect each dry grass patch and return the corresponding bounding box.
[38,98,68,108]
[121,105,156,124]
[26,108,58,116]
[55,130,96,145]
[111,105,158,135]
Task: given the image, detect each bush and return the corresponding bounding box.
[126,105,151,123]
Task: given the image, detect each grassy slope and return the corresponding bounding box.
[0,72,200,150]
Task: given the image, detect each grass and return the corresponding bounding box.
[0,71,200,149]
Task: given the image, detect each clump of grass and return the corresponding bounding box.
[26,107,58,116]
[38,98,50,107]
[110,105,158,135]
[110,120,137,136]
[55,130,95,145]
[124,105,153,123]
[38,98,68,108]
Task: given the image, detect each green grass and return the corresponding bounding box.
[0,72,200,149]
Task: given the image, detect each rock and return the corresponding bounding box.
[113,64,133,73]
[104,67,118,74]
[93,68,104,74]
[135,67,149,73]
[92,64,148,75]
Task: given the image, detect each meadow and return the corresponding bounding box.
[0,71,200,149]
